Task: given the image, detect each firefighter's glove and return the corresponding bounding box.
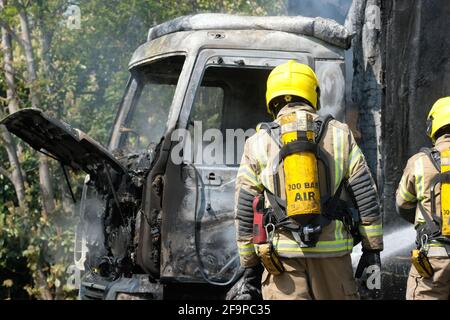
[226,264,264,300]
[355,249,381,279]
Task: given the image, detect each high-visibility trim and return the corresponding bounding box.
[358,224,383,237]
[258,132,278,193]
[335,220,344,240]
[259,170,268,188]
[238,243,256,255]
[256,123,263,132]
[252,134,268,170]
[237,165,263,191]
[348,145,363,177]
[237,164,258,179]
[428,242,446,248]
[260,168,274,193]
[333,126,345,193]
[416,215,425,224]
[413,158,425,222]
[399,177,416,202]
[271,238,353,253]
[415,158,425,201]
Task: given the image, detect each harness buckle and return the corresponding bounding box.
[420,233,430,253]
[302,225,322,242]
[265,223,275,242]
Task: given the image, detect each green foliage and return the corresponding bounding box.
[0,0,285,299]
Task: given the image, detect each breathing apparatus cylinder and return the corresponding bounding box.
[280,110,321,225]
[440,149,450,236]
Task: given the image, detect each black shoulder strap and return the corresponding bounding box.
[265,192,287,222]
[315,114,335,196]
[419,147,445,228]
[257,122,282,148]
[258,122,279,131]
[420,147,441,172]
[416,147,450,241]
[315,114,334,143]
[322,179,345,217]
[417,202,441,238]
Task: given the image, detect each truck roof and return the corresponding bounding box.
[147,13,351,49]
[129,14,350,69]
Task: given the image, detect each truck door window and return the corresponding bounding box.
[190,85,224,131]
[188,65,272,165]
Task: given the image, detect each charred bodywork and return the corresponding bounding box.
[1,109,154,286]
[1,14,350,299]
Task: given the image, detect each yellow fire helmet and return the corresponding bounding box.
[427,96,450,142]
[266,60,320,116]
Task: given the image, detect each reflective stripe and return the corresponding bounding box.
[260,168,273,193]
[428,242,446,248]
[348,145,363,176]
[359,224,383,237]
[272,238,353,253]
[413,158,426,222]
[335,220,344,240]
[260,153,274,192]
[416,214,425,224]
[415,158,425,201]
[399,177,416,202]
[333,127,345,193]
[237,164,263,191]
[253,134,268,169]
[237,164,258,180]
[256,123,263,132]
[257,132,276,193]
[427,245,449,257]
[238,243,256,255]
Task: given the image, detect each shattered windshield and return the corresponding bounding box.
[120,55,186,152]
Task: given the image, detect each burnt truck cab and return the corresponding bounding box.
[1,14,350,299]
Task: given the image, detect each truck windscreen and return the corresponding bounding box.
[120,55,186,153]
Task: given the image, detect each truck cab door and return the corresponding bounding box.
[160,49,312,284]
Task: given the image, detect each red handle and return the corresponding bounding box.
[253,196,267,244]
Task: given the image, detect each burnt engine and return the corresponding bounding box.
[80,149,155,280]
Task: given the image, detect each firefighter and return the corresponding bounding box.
[229,60,383,300]
[396,96,450,300]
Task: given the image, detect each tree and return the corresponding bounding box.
[0,0,286,300]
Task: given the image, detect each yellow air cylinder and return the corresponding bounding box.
[280,111,321,225]
[440,149,450,236]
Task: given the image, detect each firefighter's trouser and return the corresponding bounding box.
[406,257,450,300]
[261,254,359,300]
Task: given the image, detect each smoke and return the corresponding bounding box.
[75,194,108,272]
[351,225,416,268]
[287,0,353,24]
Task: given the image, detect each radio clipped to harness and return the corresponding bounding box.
[280,110,321,225]
[252,195,285,275]
[411,249,434,278]
[411,234,435,278]
[256,223,285,276]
